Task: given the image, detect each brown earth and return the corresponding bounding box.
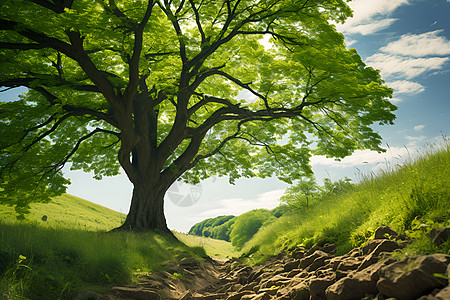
[76,226,450,300]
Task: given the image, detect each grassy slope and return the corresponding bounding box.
[243,140,450,262]
[0,194,126,231]
[175,232,240,259]
[0,194,229,299]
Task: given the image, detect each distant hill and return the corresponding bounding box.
[188,205,291,248]
[0,194,126,231]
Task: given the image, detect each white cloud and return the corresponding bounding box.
[365,53,449,79]
[387,80,425,95]
[380,30,450,57]
[405,135,426,141]
[310,146,410,168]
[345,37,357,47]
[390,97,403,103]
[192,189,285,222]
[336,0,409,35]
[414,125,425,131]
[342,19,397,35]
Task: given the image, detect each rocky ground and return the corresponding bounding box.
[78,226,450,300]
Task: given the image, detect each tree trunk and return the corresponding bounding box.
[114,179,175,237]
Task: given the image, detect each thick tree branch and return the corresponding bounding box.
[30,0,74,13]
[189,0,206,44]
[123,0,154,105]
[0,42,46,50]
[52,128,117,173]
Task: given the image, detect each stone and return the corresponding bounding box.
[362,239,400,256]
[321,243,337,255]
[358,240,401,272]
[241,293,271,300]
[112,287,161,300]
[435,286,450,299]
[284,260,300,272]
[374,226,399,240]
[336,257,362,272]
[299,250,329,269]
[307,256,331,272]
[226,290,254,300]
[287,282,310,300]
[325,271,377,300]
[287,268,302,277]
[292,247,307,259]
[260,274,291,288]
[239,281,259,292]
[429,227,450,246]
[309,277,335,300]
[232,266,253,284]
[258,286,280,295]
[377,254,450,300]
[179,257,202,269]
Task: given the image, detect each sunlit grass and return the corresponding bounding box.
[175,231,241,259]
[0,194,126,231]
[0,223,206,299]
[244,137,450,261]
[0,194,212,299]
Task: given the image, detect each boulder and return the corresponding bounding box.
[232,266,253,284]
[374,226,399,240]
[309,277,335,300]
[336,257,362,272]
[226,290,254,300]
[435,286,450,299]
[284,260,300,272]
[258,287,280,295]
[358,240,402,271]
[362,239,400,256]
[429,227,450,246]
[299,250,329,269]
[287,268,303,278]
[260,274,291,288]
[325,271,377,300]
[377,254,450,300]
[307,256,331,272]
[286,282,310,300]
[291,247,307,260]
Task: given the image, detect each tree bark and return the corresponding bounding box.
[114,178,175,237]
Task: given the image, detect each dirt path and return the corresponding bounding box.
[78,226,450,300]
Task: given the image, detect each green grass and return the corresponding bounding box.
[0,222,208,299]
[175,232,241,259]
[0,195,214,299]
[0,194,126,231]
[243,138,450,262]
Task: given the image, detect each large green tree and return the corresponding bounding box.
[0,0,396,234]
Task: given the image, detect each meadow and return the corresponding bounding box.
[241,138,450,262]
[0,195,211,299]
[1,138,448,298]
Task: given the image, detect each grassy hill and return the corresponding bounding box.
[0,194,220,299]
[0,194,126,231]
[240,139,450,262]
[2,139,448,298]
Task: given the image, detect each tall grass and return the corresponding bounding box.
[0,223,206,299]
[243,138,450,261]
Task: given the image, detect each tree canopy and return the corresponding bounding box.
[0,0,396,231]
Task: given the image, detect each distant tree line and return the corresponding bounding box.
[188,206,290,249]
[189,177,353,250]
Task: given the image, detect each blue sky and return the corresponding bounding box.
[2,0,449,232]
